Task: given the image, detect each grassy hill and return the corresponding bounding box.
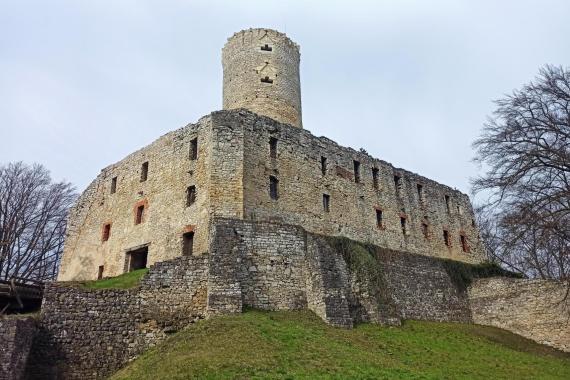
[111,309,570,380]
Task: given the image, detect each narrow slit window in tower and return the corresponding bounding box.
[183,232,194,256]
[460,235,468,252]
[140,161,148,182]
[269,176,279,200]
[372,168,379,189]
[443,230,450,247]
[417,184,424,203]
[353,160,360,183]
[186,186,196,206]
[323,194,330,212]
[445,195,451,213]
[102,223,111,242]
[261,76,273,84]
[422,223,429,239]
[394,175,402,195]
[111,177,117,194]
[98,265,104,280]
[269,137,278,159]
[190,137,198,160]
[321,156,327,175]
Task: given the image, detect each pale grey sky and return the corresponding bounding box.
[1,0,569,196]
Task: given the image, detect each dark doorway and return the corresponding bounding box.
[127,246,148,271]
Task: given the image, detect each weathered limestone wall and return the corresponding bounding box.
[59,116,214,281]
[231,110,485,263]
[222,29,302,128]
[0,317,37,380]
[469,278,570,352]
[27,255,208,379]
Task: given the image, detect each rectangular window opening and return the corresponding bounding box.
[372,168,379,190]
[323,194,330,213]
[460,235,468,252]
[422,223,429,239]
[135,205,145,225]
[353,160,360,183]
[127,246,148,272]
[111,177,117,194]
[443,230,450,247]
[400,217,407,235]
[97,265,104,280]
[445,195,451,213]
[261,76,273,84]
[417,184,423,203]
[183,232,194,256]
[261,44,273,51]
[102,223,111,242]
[321,156,327,175]
[394,175,402,195]
[186,185,196,206]
[376,209,383,228]
[189,137,198,160]
[140,161,149,182]
[269,137,278,159]
[269,176,279,200]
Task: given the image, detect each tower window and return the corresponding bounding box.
[183,232,194,256]
[190,137,198,160]
[445,195,451,213]
[460,235,469,252]
[353,160,360,183]
[443,230,450,247]
[321,156,327,175]
[372,168,379,189]
[323,194,330,212]
[186,185,196,206]
[140,161,149,182]
[269,176,279,200]
[400,217,407,235]
[110,177,117,194]
[394,175,402,195]
[269,137,278,159]
[376,209,383,228]
[98,265,104,280]
[260,44,273,51]
[135,205,145,225]
[102,223,111,242]
[261,76,273,84]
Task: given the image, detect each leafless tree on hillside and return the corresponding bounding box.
[0,162,76,282]
[472,65,570,285]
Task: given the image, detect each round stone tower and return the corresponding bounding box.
[222,28,302,128]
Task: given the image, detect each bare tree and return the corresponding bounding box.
[0,162,76,282]
[472,65,570,281]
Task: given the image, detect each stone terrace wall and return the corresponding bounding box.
[26,255,208,380]
[469,278,570,352]
[0,317,37,380]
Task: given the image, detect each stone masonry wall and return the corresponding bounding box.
[469,278,570,352]
[26,255,208,379]
[0,317,37,380]
[235,110,485,264]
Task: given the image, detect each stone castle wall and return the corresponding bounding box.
[0,317,37,380]
[222,29,302,128]
[469,278,570,353]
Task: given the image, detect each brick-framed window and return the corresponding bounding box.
[101,223,111,242]
[183,231,194,256]
[133,199,148,225]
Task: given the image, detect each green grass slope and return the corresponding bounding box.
[111,310,570,380]
[80,268,149,290]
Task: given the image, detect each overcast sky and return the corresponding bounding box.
[1,0,569,197]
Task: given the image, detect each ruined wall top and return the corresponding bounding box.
[222,28,303,128]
